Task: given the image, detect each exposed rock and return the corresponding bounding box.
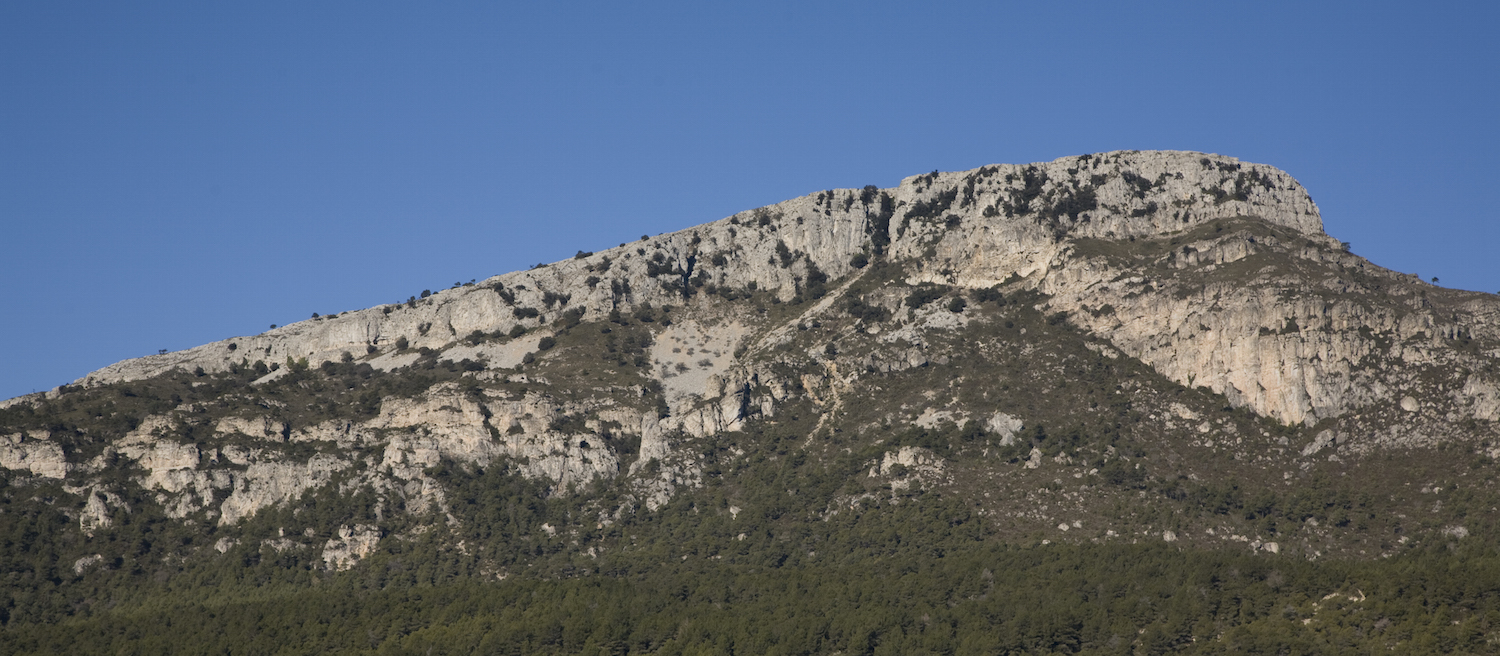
[216,415,289,441]
[322,524,382,571]
[0,433,68,479]
[219,454,349,525]
[117,438,201,491]
[872,446,945,480]
[987,412,1024,445]
[261,538,305,552]
[1464,377,1500,421]
[1024,447,1044,469]
[1301,430,1337,457]
[79,487,122,533]
[72,554,104,574]
[370,384,501,466]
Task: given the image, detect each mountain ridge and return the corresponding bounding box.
[51,150,1325,394]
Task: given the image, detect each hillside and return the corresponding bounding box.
[4,150,1500,654]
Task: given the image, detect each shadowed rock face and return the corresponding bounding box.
[4,150,1496,566]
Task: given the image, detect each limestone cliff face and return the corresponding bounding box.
[1040,223,1500,435]
[1,432,69,479]
[74,151,1319,392]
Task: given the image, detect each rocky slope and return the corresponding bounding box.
[4,150,1500,616]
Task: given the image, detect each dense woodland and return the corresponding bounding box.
[6,490,1500,654]
[6,389,1500,653]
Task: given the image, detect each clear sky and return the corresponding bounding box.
[3,2,1497,400]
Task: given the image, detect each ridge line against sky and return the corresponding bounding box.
[2,1,1497,400]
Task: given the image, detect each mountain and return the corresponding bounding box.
[4,150,1500,653]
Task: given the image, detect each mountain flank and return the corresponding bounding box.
[3,150,1500,653]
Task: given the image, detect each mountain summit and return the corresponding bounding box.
[5,151,1499,652]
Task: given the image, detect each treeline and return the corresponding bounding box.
[4,541,1500,654]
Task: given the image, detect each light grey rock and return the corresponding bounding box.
[72,554,104,574]
[322,524,382,571]
[0,433,68,479]
[219,454,349,525]
[987,412,1024,446]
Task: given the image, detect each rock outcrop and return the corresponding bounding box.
[1,432,68,479]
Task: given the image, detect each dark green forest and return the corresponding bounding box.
[6,437,1500,654]
[6,519,1500,654]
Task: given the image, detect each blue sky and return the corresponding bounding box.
[2,2,1497,400]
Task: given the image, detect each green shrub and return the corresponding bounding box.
[972,286,1004,304]
[775,241,794,267]
[905,284,950,308]
[1049,186,1097,221]
[537,337,557,351]
[804,262,829,299]
[560,308,586,329]
[492,285,516,304]
[846,297,891,323]
[904,189,958,222]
